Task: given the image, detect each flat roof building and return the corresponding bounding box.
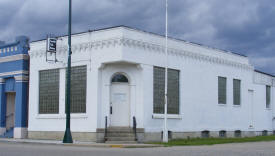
[27,26,274,142]
[0,36,29,138]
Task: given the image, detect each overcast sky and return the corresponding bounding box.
[0,0,274,74]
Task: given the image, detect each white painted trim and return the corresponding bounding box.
[0,54,29,63]
[36,114,88,119]
[14,75,29,82]
[30,37,252,70]
[0,70,29,77]
[14,127,28,139]
[0,78,4,83]
[152,114,182,119]
[253,71,273,86]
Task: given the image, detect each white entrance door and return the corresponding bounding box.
[110,83,130,127]
[6,93,15,131]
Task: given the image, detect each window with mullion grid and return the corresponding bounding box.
[218,77,227,104]
[70,65,87,113]
[39,69,60,114]
[153,66,180,114]
[233,79,241,105]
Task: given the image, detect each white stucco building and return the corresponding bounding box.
[28,26,275,142]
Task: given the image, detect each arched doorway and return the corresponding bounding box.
[110,73,130,127]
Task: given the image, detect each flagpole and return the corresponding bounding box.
[163,0,168,143]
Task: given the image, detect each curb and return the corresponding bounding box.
[0,138,162,148]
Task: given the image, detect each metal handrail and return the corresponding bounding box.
[104,116,107,142]
[133,116,137,141]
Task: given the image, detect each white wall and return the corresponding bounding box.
[28,26,275,134]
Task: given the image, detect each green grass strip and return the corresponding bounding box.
[149,135,275,146]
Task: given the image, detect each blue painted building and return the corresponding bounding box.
[0,36,29,138]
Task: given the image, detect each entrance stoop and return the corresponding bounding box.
[105,127,138,144]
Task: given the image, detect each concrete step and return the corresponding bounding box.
[107,127,134,133]
[107,132,135,137]
[105,141,138,144]
[105,136,136,141]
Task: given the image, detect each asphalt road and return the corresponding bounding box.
[1,141,275,156]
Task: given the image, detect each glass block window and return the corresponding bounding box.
[167,69,180,114]
[266,85,271,108]
[39,69,60,114]
[70,65,87,113]
[153,67,165,114]
[153,66,180,114]
[233,79,241,105]
[218,77,227,104]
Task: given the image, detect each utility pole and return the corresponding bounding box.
[63,0,73,143]
[163,0,168,143]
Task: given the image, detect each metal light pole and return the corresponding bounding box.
[63,0,73,143]
[163,0,168,143]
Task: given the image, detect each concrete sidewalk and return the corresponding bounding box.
[0,138,162,148]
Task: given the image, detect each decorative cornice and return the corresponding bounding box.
[29,37,253,70]
[0,54,29,63]
[254,71,273,86]
[14,75,29,82]
[0,70,29,77]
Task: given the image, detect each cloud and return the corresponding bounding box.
[0,0,274,74]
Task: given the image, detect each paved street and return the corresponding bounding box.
[1,141,275,156]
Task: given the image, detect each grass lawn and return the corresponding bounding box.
[150,135,275,146]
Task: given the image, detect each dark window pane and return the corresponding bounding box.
[39,69,59,114]
[70,66,87,113]
[262,130,268,136]
[234,130,241,137]
[219,130,226,138]
[218,77,227,104]
[233,79,241,105]
[266,86,271,108]
[201,130,210,138]
[112,74,128,83]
